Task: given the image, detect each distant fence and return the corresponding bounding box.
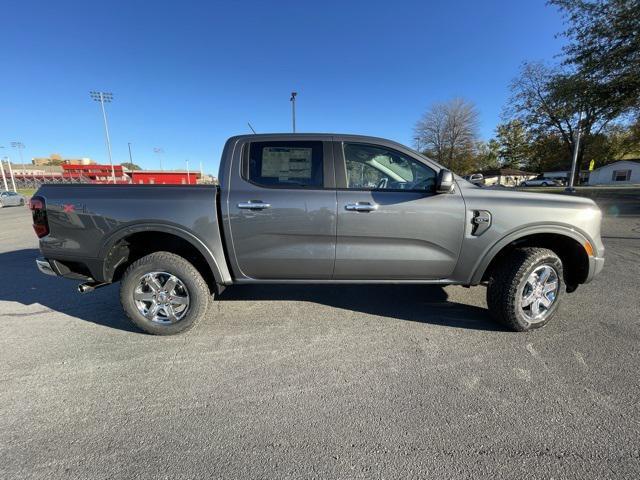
[9,174,91,189]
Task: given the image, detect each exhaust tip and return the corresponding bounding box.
[77,283,95,294]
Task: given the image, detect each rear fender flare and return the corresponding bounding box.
[99,223,225,285]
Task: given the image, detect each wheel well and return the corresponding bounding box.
[107,231,218,293]
[481,233,589,291]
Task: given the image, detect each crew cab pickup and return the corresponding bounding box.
[31,134,605,334]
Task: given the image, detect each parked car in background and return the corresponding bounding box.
[463,173,484,185]
[0,191,25,207]
[521,176,564,187]
[31,134,604,335]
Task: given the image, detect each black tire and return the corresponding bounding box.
[486,247,564,332]
[20,199,25,206]
[120,251,210,335]
[541,182,549,187]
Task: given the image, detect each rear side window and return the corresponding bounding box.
[245,141,324,188]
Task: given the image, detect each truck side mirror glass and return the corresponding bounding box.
[436,169,455,193]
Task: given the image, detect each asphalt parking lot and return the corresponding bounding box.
[1,197,639,479]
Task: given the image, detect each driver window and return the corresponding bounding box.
[343,143,436,192]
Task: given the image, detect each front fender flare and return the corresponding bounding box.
[469,224,592,285]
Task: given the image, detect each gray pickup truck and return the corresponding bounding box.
[32,134,604,334]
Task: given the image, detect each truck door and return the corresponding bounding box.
[333,140,465,280]
[224,138,337,279]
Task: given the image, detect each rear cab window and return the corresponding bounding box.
[244,141,324,189]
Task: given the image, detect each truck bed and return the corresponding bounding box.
[34,184,231,285]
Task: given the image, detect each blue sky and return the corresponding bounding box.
[0,0,566,174]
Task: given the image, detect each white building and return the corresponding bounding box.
[477,168,538,187]
[587,160,640,186]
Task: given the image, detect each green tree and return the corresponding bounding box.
[524,120,640,174]
[45,159,64,166]
[495,120,532,168]
[602,117,640,161]
[507,62,635,179]
[472,139,500,172]
[550,0,640,111]
[527,133,572,173]
[121,162,141,170]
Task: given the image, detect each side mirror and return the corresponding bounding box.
[436,169,455,193]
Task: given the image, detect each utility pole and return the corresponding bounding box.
[566,110,583,192]
[290,91,297,133]
[89,91,116,183]
[0,158,8,191]
[153,148,164,171]
[128,142,134,164]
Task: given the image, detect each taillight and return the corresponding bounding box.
[29,196,49,238]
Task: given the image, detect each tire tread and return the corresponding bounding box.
[487,247,563,332]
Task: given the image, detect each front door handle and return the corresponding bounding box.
[238,201,271,210]
[345,202,378,212]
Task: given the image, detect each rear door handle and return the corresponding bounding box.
[238,201,271,210]
[345,202,378,212]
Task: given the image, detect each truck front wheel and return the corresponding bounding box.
[120,251,210,335]
[486,247,564,331]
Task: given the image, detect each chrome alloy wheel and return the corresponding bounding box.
[520,264,559,322]
[133,271,190,324]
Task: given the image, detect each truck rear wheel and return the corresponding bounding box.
[486,247,564,331]
[120,251,210,335]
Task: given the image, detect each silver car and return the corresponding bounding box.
[521,177,564,187]
[0,190,26,208]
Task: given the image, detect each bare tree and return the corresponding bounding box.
[413,98,480,171]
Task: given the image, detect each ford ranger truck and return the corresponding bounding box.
[31,134,605,335]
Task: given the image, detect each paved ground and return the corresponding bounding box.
[1,198,639,479]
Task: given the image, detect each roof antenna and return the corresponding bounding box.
[247,122,257,134]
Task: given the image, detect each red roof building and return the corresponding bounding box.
[62,164,129,183]
[128,170,199,185]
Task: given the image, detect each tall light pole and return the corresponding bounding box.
[0,157,8,191]
[11,142,25,172]
[3,157,16,192]
[290,91,297,133]
[0,147,6,191]
[186,159,190,185]
[566,110,583,192]
[89,91,116,183]
[153,148,164,171]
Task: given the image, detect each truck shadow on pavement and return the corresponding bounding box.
[0,248,139,333]
[220,285,503,332]
[0,249,503,333]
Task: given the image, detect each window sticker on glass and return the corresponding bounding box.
[261,147,312,181]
